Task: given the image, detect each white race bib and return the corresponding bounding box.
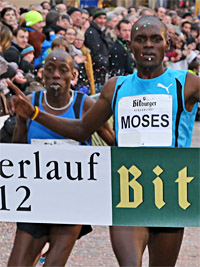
[31,139,79,146]
[118,94,172,147]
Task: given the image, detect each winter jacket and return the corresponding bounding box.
[108,37,135,77]
[84,21,109,85]
[3,41,34,73]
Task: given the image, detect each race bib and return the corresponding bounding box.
[31,139,79,146]
[118,94,172,147]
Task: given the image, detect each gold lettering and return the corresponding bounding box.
[175,167,194,210]
[116,165,143,208]
[153,166,166,209]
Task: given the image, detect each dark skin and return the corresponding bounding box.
[8,50,115,267]
[10,17,200,266]
[12,51,114,145]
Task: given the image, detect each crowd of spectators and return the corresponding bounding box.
[0,0,199,97]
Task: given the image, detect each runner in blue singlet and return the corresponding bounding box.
[8,49,114,266]
[11,16,200,266]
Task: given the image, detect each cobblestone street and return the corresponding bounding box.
[0,122,199,266]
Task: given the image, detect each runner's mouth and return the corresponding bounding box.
[50,83,61,90]
[141,54,155,61]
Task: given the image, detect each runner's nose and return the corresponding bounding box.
[145,38,153,47]
[53,68,60,78]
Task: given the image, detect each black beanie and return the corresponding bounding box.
[67,7,81,16]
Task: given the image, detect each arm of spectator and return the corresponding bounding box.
[13,70,27,84]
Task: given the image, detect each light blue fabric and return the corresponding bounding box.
[112,68,198,147]
[27,90,87,144]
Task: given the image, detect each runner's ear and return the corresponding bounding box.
[72,68,78,81]
[41,69,44,80]
[165,36,170,51]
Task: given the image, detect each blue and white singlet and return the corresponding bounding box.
[112,68,198,147]
[27,90,90,146]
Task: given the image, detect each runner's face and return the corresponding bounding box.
[130,21,169,70]
[44,54,74,96]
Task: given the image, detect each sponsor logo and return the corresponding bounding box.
[133,97,156,108]
[157,83,172,93]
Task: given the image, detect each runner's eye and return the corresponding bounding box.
[135,36,146,43]
[60,68,68,74]
[151,36,162,43]
[45,67,53,73]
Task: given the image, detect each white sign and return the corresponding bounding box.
[0,144,112,225]
[118,94,172,147]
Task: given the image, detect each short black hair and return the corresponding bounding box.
[41,1,50,8]
[182,12,192,19]
[13,26,28,37]
[81,9,89,15]
[0,7,17,18]
[116,19,130,31]
[139,8,154,16]
[191,24,199,37]
[131,15,167,39]
[67,7,82,16]
[181,20,192,28]
[46,49,74,70]
[188,60,199,71]
[46,10,60,26]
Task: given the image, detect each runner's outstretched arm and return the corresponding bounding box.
[8,78,117,143]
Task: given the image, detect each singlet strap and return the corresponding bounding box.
[34,90,42,106]
[73,92,91,145]
[175,78,183,147]
[27,90,42,131]
[73,92,84,119]
[112,81,125,146]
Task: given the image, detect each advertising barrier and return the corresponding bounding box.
[0,144,199,227]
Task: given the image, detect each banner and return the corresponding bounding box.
[111,147,200,227]
[0,144,112,225]
[0,144,199,227]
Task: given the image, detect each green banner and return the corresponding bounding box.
[111,148,200,227]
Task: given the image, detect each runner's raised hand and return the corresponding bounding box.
[6,79,35,119]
